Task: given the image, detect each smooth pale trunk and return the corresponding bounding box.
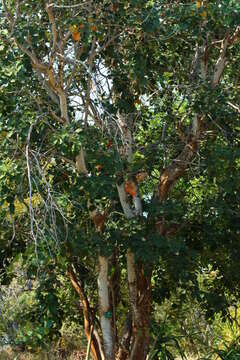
[133,194,142,216]
[59,90,69,122]
[117,180,150,360]
[98,256,114,360]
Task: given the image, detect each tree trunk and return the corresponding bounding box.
[98,256,115,360]
[116,108,152,359]
[68,266,104,360]
[116,312,132,360]
[129,260,151,360]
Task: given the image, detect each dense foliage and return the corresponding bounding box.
[0,1,240,359]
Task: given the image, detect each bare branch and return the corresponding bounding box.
[46,3,58,56]
[159,27,240,202]
[76,148,88,175]
[48,109,66,124]
[190,37,208,82]
[2,0,20,34]
[116,184,135,219]
[211,32,230,89]
[117,112,133,163]
[66,45,84,89]
[84,36,96,127]
[158,115,202,201]
[227,101,240,113]
[229,26,240,45]
[52,2,91,9]
[36,70,59,105]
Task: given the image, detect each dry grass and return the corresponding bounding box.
[0,346,86,360]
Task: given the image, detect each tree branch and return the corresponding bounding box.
[84,36,96,127]
[68,266,104,360]
[227,101,240,113]
[211,31,230,89]
[46,3,58,58]
[158,115,202,201]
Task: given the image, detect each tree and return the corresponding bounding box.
[1,1,240,359]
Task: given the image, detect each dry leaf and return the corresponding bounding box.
[125,181,137,197]
[73,31,81,42]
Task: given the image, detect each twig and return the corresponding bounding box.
[84,36,96,128]
[46,3,58,57]
[25,116,45,258]
[227,101,240,113]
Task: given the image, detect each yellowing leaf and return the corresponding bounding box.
[196,1,201,9]
[201,10,207,19]
[0,131,7,139]
[69,24,77,33]
[45,31,50,40]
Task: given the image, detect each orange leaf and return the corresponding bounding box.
[73,31,81,42]
[90,25,98,32]
[125,181,137,197]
